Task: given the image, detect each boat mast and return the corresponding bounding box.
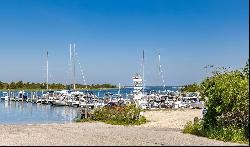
[69,43,72,89]
[142,50,145,94]
[157,51,165,89]
[118,83,121,95]
[46,51,49,90]
[73,43,76,90]
[69,42,76,90]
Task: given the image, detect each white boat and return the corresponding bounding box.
[51,100,68,106]
[69,91,84,107]
[16,91,28,101]
[51,96,68,106]
[50,90,70,106]
[1,92,9,101]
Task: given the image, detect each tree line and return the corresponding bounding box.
[0,81,117,90]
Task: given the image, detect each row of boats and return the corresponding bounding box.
[0,89,204,110]
[0,90,130,109]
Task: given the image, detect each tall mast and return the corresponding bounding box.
[46,51,49,90]
[142,50,145,94]
[69,43,72,89]
[158,51,165,89]
[118,83,120,95]
[70,43,72,68]
[73,43,76,90]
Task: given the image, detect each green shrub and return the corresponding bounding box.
[183,61,249,144]
[183,120,204,137]
[201,67,249,138]
[183,120,249,144]
[181,83,200,92]
[77,104,148,126]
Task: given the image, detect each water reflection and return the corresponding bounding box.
[0,100,78,124]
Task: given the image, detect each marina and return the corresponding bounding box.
[0,85,203,124]
[0,0,248,145]
[0,47,204,124]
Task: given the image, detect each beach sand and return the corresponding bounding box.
[0,108,247,146]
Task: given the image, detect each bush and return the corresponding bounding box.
[77,104,148,126]
[201,68,249,137]
[183,120,248,144]
[180,83,200,92]
[183,120,204,137]
[183,61,249,144]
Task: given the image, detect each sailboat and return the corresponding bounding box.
[37,51,50,104]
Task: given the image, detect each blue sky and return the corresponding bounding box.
[0,0,248,86]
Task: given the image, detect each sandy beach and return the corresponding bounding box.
[0,108,247,146]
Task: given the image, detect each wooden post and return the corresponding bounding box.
[85,108,87,119]
[194,117,199,124]
[31,92,33,103]
[8,89,10,100]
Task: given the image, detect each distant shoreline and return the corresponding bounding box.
[0,86,183,92]
[0,87,123,92]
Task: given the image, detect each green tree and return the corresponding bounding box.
[243,59,249,77]
[181,83,200,92]
[0,81,3,89]
[200,63,249,141]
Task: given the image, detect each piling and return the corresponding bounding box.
[31,92,33,103]
[85,107,87,119]
[194,117,199,124]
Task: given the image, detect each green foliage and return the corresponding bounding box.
[181,83,200,92]
[200,69,249,133]
[183,120,205,137]
[184,60,249,144]
[78,104,148,126]
[242,59,249,77]
[183,121,248,144]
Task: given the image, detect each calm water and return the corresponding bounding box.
[0,101,79,125]
[0,86,181,124]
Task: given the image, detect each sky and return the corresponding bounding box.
[0,0,249,86]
